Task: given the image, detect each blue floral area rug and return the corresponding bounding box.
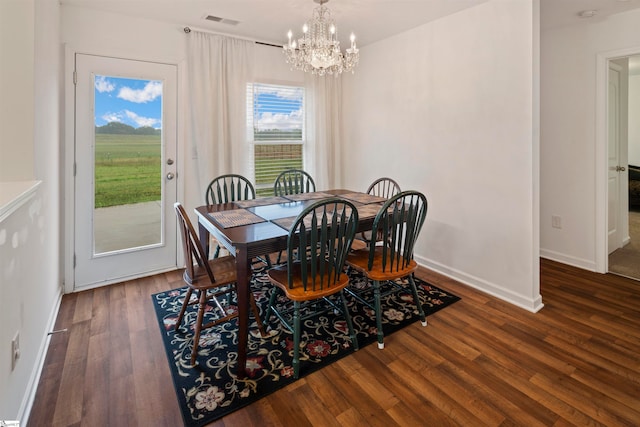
[151,267,460,427]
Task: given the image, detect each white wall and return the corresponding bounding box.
[0,0,62,422]
[541,8,640,270]
[343,0,541,311]
[0,0,34,181]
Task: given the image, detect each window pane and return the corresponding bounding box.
[93,76,163,254]
[253,83,304,141]
[249,82,305,196]
[254,144,303,196]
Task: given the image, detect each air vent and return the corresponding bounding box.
[205,15,240,26]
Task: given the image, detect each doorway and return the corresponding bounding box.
[607,54,640,280]
[69,53,179,291]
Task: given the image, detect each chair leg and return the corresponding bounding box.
[264,287,279,326]
[190,290,207,365]
[262,254,273,268]
[408,274,427,326]
[373,280,384,349]
[175,288,193,331]
[249,292,268,337]
[339,290,359,351]
[251,254,272,270]
[293,301,301,379]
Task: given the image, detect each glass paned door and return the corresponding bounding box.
[74,54,177,289]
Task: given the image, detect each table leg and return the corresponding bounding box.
[198,222,210,259]
[235,247,250,379]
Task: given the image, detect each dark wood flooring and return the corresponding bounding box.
[28,259,640,426]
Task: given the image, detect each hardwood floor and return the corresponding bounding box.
[28,259,640,426]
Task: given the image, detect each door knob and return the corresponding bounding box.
[167,172,175,180]
[616,166,626,172]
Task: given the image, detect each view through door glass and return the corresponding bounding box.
[93,75,162,254]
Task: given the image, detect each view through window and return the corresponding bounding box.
[93,75,162,253]
[248,82,305,196]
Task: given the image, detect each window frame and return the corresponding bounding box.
[247,81,306,195]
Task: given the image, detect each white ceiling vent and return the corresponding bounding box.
[205,15,240,26]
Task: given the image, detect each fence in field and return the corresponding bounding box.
[254,144,303,196]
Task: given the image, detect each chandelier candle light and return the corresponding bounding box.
[283,0,359,76]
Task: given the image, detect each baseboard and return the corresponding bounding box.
[539,248,597,271]
[414,255,544,313]
[17,287,63,425]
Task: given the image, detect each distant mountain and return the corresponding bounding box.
[133,126,161,135]
[96,122,161,135]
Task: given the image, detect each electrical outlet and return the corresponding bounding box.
[11,332,20,370]
[552,215,562,229]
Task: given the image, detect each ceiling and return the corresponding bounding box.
[60,0,640,47]
[541,0,640,30]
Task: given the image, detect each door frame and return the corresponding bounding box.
[63,45,184,293]
[596,46,640,273]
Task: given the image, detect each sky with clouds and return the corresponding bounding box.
[94,75,162,129]
[94,77,303,132]
[253,84,303,131]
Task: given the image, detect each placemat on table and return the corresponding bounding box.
[272,213,340,230]
[282,192,334,201]
[272,205,359,231]
[209,209,266,228]
[234,196,289,208]
[356,203,385,219]
[338,192,388,204]
[272,215,305,231]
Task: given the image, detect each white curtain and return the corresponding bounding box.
[305,75,343,190]
[186,31,254,200]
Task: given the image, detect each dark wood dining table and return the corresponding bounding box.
[194,189,387,378]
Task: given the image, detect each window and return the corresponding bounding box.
[247,82,305,196]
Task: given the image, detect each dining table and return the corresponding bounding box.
[194,188,389,378]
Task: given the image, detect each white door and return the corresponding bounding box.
[74,54,178,289]
[608,63,625,253]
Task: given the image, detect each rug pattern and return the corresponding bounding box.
[152,267,460,426]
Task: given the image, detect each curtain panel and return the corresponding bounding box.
[305,75,343,191]
[186,31,254,200]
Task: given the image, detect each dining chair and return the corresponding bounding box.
[272,169,317,264]
[205,173,256,205]
[174,202,266,365]
[204,174,271,266]
[355,177,402,248]
[273,169,316,196]
[367,177,402,199]
[345,190,428,349]
[263,198,360,379]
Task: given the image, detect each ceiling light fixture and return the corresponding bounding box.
[283,0,359,76]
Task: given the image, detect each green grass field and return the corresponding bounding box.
[95,135,304,206]
[95,134,161,208]
[254,144,303,196]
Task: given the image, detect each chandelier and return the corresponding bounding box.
[283,0,359,76]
